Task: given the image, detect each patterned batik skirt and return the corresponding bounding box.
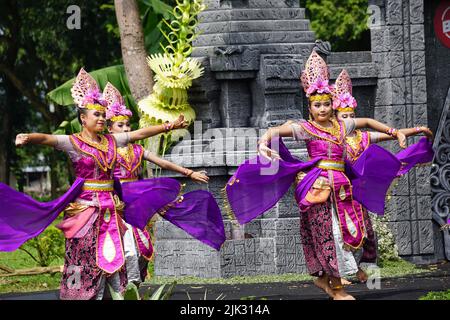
[299,200,360,278]
[59,213,127,300]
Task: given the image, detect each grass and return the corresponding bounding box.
[146,273,314,285]
[0,252,433,294]
[375,259,429,278]
[419,289,450,300]
[144,259,428,286]
[0,249,63,294]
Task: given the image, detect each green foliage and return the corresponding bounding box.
[303,0,371,51]
[371,213,401,264]
[419,289,450,300]
[139,0,206,157]
[47,1,178,137]
[109,281,177,300]
[19,226,65,267]
[0,0,123,188]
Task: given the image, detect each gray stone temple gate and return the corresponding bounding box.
[153,0,447,278]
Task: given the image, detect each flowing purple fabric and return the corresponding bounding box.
[0,178,84,251]
[346,144,401,215]
[395,137,434,176]
[348,137,434,215]
[226,138,321,224]
[119,177,181,230]
[164,190,225,251]
[226,136,435,224]
[118,178,225,251]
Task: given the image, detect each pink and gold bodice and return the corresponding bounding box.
[297,119,348,171]
[68,133,118,204]
[345,130,370,163]
[113,144,144,183]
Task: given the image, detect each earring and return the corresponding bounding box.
[82,120,86,126]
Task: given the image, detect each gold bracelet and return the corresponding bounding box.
[331,285,343,290]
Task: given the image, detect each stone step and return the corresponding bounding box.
[328,51,373,64]
[198,7,305,23]
[193,30,316,47]
[203,0,301,10]
[193,42,315,57]
[197,19,311,34]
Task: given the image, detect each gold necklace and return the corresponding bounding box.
[346,130,363,153]
[76,133,109,153]
[117,144,135,168]
[309,118,341,139]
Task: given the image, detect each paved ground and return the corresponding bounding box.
[1,263,449,300]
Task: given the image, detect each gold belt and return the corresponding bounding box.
[316,160,345,172]
[119,178,138,184]
[82,179,114,192]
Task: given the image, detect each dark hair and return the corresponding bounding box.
[77,108,88,124]
[106,120,113,128]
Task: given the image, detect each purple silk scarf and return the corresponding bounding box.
[226,137,434,224]
[118,178,225,251]
[225,139,321,225]
[396,137,434,176]
[163,190,225,251]
[0,178,84,251]
[118,177,181,229]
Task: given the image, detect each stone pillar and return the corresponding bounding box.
[370,0,434,263]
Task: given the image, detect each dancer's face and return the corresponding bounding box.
[80,109,106,132]
[336,110,355,121]
[309,97,333,123]
[108,120,131,133]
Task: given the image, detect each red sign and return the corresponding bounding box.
[435,0,450,48]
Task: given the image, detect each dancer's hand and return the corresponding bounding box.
[172,114,188,129]
[189,171,209,183]
[258,143,281,161]
[15,133,29,147]
[419,126,433,140]
[397,131,407,149]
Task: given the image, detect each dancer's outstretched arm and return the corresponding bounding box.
[257,121,295,160]
[144,152,209,184]
[128,114,188,143]
[374,126,433,143]
[15,133,57,147]
[354,118,407,148]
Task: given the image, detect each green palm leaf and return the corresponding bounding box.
[46,65,135,109]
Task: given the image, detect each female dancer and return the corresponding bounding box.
[225,51,411,300]
[9,68,188,299]
[333,69,433,284]
[103,82,210,286]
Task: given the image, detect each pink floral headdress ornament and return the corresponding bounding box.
[332,69,357,112]
[70,68,107,112]
[104,82,132,122]
[300,50,333,102]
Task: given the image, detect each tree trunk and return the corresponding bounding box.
[114,0,154,102]
[0,108,11,184]
[0,81,15,185]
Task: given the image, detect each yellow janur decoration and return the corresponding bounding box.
[138,0,206,157]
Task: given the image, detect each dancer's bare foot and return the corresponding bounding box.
[332,288,356,300]
[356,268,368,283]
[313,276,335,299]
[341,278,352,286]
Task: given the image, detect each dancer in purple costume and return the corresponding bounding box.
[103,82,210,286]
[5,68,188,300]
[333,69,433,285]
[225,51,418,300]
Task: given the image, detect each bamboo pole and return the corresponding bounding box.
[0,266,62,277]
